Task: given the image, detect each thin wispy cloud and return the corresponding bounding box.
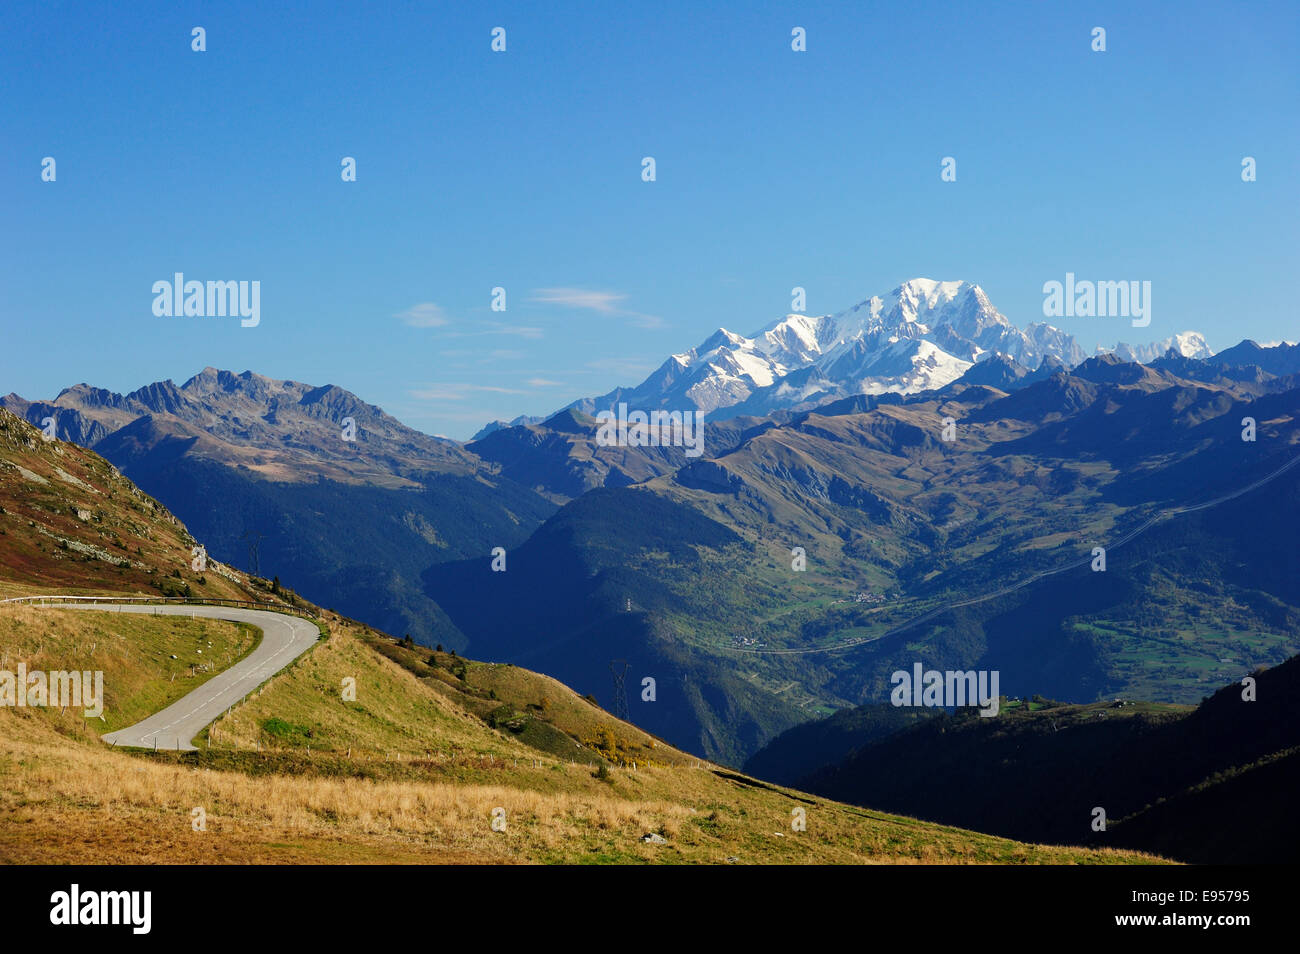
[530,287,665,330]
[530,288,626,314]
[399,304,542,339]
[437,322,543,340]
[396,302,452,327]
[394,407,526,429]
[488,324,544,339]
[409,383,528,402]
[440,348,530,367]
[526,377,565,387]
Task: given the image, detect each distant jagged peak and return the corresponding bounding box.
[179,366,289,401]
[470,414,546,441]
[125,379,186,414]
[540,407,598,434]
[52,382,128,408]
[1069,351,1174,389]
[299,382,368,411]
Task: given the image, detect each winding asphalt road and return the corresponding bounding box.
[42,603,321,751]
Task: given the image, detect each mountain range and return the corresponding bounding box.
[560,278,1212,423]
[5,279,1300,766]
[424,347,1300,762]
[1,403,1161,866]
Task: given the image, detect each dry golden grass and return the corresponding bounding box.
[207,614,520,759]
[1,609,1171,865]
[0,712,684,862]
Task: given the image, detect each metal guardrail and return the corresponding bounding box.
[0,594,320,622]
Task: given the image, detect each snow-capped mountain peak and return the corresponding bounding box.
[897,277,967,317]
[564,279,1207,421]
[1163,331,1213,358]
[1101,331,1213,363]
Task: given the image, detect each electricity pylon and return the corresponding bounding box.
[242,530,265,576]
[609,659,630,721]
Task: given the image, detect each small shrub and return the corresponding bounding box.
[487,705,526,732]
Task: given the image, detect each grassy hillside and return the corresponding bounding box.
[0,409,246,601]
[0,604,260,734]
[0,606,1164,864]
[0,407,282,606]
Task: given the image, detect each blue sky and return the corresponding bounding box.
[2,0,1297,438]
